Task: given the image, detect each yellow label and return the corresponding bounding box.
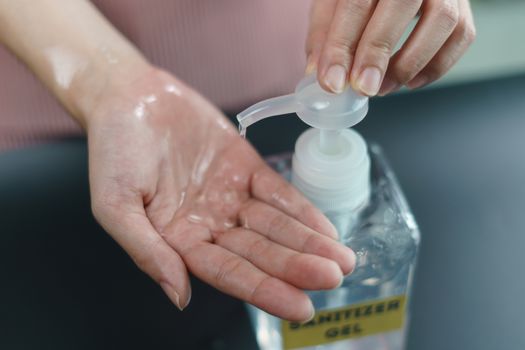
[281,295,406,349]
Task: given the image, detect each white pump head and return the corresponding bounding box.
[237,74,371,213]
[237,74,368,131]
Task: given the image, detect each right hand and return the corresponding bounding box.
[306,0,476,96]
[85,64,356,321]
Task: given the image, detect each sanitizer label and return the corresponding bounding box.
[281,295,407,349]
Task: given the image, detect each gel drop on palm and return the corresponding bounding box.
[237,74,420,350]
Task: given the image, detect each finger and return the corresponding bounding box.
[251,166,338,240]
[350,0,423,96]
[238,200,356,275]
[215,228,343,290]
[91,198,191,310]
[379,0,460,95]
[318,0,377,93]
[180,241,315,322]
[406,0,476,89]
[305,0,338,74]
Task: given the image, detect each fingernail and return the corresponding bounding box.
[407,75,429,89]
[344,249,357,276]
[324,64,347,94]
[378,78,401,96]
[301,303,316,324]
[160,281,184,310]
[336,275,345,288]
[183,287,192,310]
[305,55,317,75]
[357,67,382,96]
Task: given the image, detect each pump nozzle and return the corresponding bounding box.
[237,74,368,132]
[237,94,298,130]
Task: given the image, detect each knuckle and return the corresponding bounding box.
[396,0,423,12]
[406,57,427,76]
[250,275,272,303]
[421,63,446,83]
[327,36,357,58]
[436,0,459,29]
[301,232,320,253]
[366,38,394,58]
[462,22,477,45]
[268,212,290,238]
[246,237,269,261]
[215,256,243,287]
[394,61,420,83]
[434,57,452,76]
[347,0,374,14]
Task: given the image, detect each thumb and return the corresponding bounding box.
[316,0,376,94]
[92,198,191,310]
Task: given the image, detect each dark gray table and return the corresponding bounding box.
[1,73,525,350]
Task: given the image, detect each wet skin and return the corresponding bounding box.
[88,68,356,322]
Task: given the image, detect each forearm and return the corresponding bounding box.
[0,0,149,127]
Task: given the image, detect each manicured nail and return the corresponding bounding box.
[378,77,401,96]
[160,282,184,310]
[182,287,192,310]
[357,67,382,96]
[407,75,429,89]
[324,64,347,93]
[305,55,317,75]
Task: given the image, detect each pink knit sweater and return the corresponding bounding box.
[0,0,310,150]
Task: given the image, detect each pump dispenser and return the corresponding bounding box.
[240,75,420,350]
[238,74,370,213]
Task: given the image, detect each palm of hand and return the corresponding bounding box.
[88,68,354,321]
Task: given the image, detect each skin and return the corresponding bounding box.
[0,0,474,322]
[306,0,476,96]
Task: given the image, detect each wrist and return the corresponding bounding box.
[67,47,152,129]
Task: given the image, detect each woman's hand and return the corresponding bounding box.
[86,66,355,322]
[306,0,476,96]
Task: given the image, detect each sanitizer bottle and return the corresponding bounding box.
[237,74,420,350]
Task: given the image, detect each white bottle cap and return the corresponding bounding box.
[291,128,370,213]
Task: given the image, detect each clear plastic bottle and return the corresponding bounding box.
[237,74,420,350]
[247,144,420,350]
